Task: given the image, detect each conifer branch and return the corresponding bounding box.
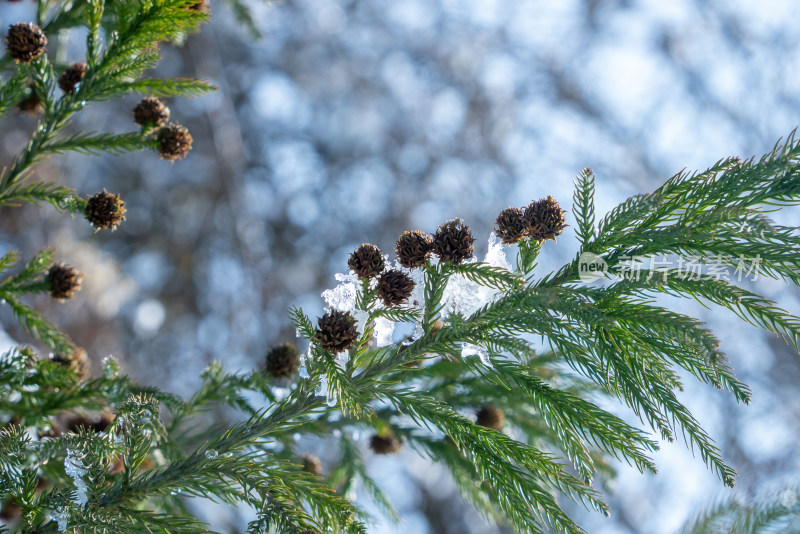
[3,2,800,530]
[573,167,596,248]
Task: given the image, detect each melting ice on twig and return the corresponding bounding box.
[374,316,395,347]
[64,449,89,507]
[49,507,69,531]
[461,343,492,368]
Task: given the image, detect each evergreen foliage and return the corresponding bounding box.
[1,2,800,533]
[680,488,800,534]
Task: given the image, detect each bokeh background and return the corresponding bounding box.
[2,0,800,532]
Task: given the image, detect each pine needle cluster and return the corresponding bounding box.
[2,2,800,534]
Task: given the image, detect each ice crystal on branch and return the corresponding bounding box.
[461,342,492,368]
[374,317,395,347]
[439,235,509,320]
[321,273,358,313]
[49,507,69,532]
[64,449,89,507]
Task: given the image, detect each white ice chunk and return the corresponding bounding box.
[405,265,427,309]
[461,343,492,368]
[298,347,310,378]
[321,280,358,313]
[410,322,425,342]
[374,317,395,347]
[316,373,337,407]
[353,309,369,336]
[485,232,512,271]
[335,351,350,368]
[440,268,486,319]
[64,449,89,507]
[440,256,504,320]
[326,389,338,407]
[315,374,328,398]
[49,507,69,531]
[272,386,289,401]
[335,272,359,283]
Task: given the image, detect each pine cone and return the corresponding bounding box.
[0,501,20,521]
[157,123,193,162]
[17,87,43,115]
[133,97,170,127]
[476,405,504,431]
[85,191,126,230]
[369,433,402,454]
[58,62,87,93]
[347,243,385,279]
[5,22,47,63]
[395,229,433,268]
[315,310,359,353]
[495,206,527,244]
[377,269,415,307]
[264,343,300,378]
[523,195,566,241]
[300,453,322,476]
[433,219,474,265]
[64,412,114,433]
[47,263,83,301]
[188,0,209,12]
[51,347,91,381]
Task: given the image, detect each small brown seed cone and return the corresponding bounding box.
[157,123,193,162]
[369,432,402,454]
[64,412,115,433]
[347,243,385,279]
[300,453,322,476]
[85,191,126,231]
[133,97,170,127]
[377,269,415,307]
[264,343,300,378]
[495,206,527,244]
[17,87,43,115]
[5,22,47,63]
[47,263,83,301]
[433,219,475,265]
[523,195,567,241]
[314,310,359,353]
[58,62,87,93]
[476,405,505,431]
[51,347,91,381]
[395,229,433,269]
